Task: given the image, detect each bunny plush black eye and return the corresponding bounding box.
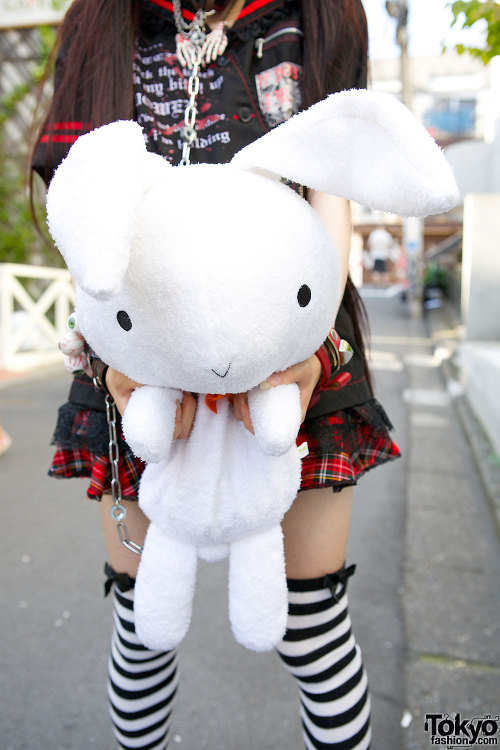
[117,310,132,331]
[297,284,311,308]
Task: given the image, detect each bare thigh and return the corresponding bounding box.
[100,484,352,579]
[100,494,150,578]
[281,485,353,579]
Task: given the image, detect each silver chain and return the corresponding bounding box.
[173,0,208,42]
[180,44,204,166]
[173,0,222,166]
[105,395,143,555]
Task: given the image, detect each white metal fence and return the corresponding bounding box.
[0,262,73,372]
[0,0,70,30]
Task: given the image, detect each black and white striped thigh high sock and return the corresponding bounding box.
[276,566,371,750]
[107,575,179,750]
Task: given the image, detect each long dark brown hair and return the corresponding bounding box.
[300,1,371,386]
[301,0,368,107]
[34,0,371,384]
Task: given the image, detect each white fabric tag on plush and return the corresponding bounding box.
[297,441,309,459]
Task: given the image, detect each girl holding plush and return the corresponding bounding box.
[33,1,400,748]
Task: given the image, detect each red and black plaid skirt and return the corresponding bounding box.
[49,399,400,500]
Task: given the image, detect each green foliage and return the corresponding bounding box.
[450,0,500,63]
[0,25,60,267]
[423,262,450,291]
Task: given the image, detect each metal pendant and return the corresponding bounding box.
[175,22,228,69]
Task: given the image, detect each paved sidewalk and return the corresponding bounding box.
[400,301,500,749]
[1,293,499,749]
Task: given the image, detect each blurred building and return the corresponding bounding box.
[370,54,491,146]
[354,52,495,290]
[359,50,500,458]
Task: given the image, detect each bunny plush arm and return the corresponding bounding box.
[121,385,182,464]
[248,383,302,456]
[106,367,197,441]
[233,356,321,435]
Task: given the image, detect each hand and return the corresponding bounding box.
[106,368,197,441]
[105,367,142,416]
[233,354,322,433]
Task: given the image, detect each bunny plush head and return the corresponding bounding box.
[47,90,458,394]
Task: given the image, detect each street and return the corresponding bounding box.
[1,292,499,750]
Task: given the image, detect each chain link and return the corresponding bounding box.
[105,395,143,555]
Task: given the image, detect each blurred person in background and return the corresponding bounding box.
[367,226,394,287]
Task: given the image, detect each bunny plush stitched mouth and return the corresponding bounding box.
[211,363,231,378]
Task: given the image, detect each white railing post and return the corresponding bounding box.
[55,282,72,333]
[0,262,75,372]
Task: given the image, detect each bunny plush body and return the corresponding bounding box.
[47,90,458,652]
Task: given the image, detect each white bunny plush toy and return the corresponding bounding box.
[46,90,458,653]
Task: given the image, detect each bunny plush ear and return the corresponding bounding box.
[231,89,458,217]
[46,120,169,299]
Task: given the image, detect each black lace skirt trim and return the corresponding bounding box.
[303,398,395,454]
[51,401,127,456]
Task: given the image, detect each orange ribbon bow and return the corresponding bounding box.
[205,393,234,414]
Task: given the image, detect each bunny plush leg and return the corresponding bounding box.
[228,524,288,652]
[134,523,197,651]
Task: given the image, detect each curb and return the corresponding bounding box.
[424,302,500,538]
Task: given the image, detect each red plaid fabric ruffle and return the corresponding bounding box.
[297,407,400,492]
[48,399,399,500]
[49,445,145,500]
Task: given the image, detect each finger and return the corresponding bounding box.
[232,394,254,433]
[259,371,282,390]
[232,393,246,422]
[299,396,309,424]
[172,398,183,440]
[237,398,254,434]
[113,391,132,416]
[241,402,254,434]
[260,363,306,390]
[176,392,197,439]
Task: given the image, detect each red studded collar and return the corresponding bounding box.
[145,0,286,29]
